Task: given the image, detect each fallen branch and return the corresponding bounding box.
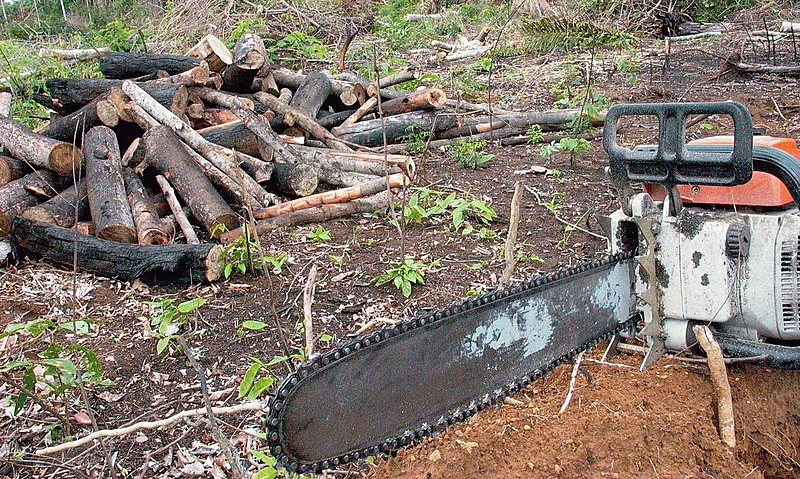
[36,400,265,455]
[155,175,199,245]
[303,264,318,358]
[559,351,584,414]
[500,181,522,286]
[692,325,736,448]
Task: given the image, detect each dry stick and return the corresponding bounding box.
[692,325,736,448]
[303,264,318,358]
[120,81,275,207]
[500,181,522,286]
[0,372,71,431]
[253,91,352,152]
[176,336,245,478]
[36,400,265,456]
[340,97,378,128]
[155,175,199,244]
[75,365,119,479]
[524,185,607,243]
[559,351,584,414]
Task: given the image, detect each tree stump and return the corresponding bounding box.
[268,162,319,197]
[83,126,137,243]
[222,33,267,93]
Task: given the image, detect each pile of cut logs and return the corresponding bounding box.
[0,33,590,283]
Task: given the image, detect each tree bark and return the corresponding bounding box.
[100,52,201,79]
[122,169,168,245]
[332,110,458,147]
[0,115,82,175]
[143,125,238,237]
[221,33,267,93]
[21,179,87,228]
[121,80,277,207]
[289,72,331,121]
[253,172,408,219]
[185,34,232,72]
[693,325,736,448]
[0,171,56,236]
[268,162,319,197]
[0,155,32,186]
[45,78,184,115]
[12,216,224,283]
[83,126,137,243]
[221,191,389,244]
[198,120,260,157]
[254,91,350,151]
[379,88,447,116]
[155,174,199,244]
[38,95,121,143]
[289,145,413,176]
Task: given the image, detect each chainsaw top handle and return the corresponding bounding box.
[603,102,753,188]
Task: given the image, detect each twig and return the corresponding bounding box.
[524,185,608,242]
[0,372,71,431]
[353,317,397,335]
[303,264,318,358]
[559,351,584,414]
[75,365,118,479]
[583,358,634,369]
[36,400,265,455]
[155,174,199,244]
[692,325,735,448]
[500,181,522,286]
[675,354,768,365]
[175,337,246,477]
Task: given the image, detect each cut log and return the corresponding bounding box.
[272,69,357,106]
[317,109,357,129]
[192,87,255,111]
[253,91,351,151]
[179,143,260,208]
[198,120,260,157]
[268,162,319,197]
[50,46,109,61]
[12,216,224,283]
[221,191,389,244]
[0,155,32,186]
[38,95,121,143]
[290,145,413,176]
[289,72,331,121]
[0,171,56,236]
[152,62,210,86]
[222,33,268,93]
[45,78,183,115]
[379,88,446,116]
[0,115,82,175]
[121,80,277,207]
[21,179,88,228]
[693,325,736,448]
[434,120,507,140]
[100,52,200,79]
[331,110,458,147]
[201,108,240,127]
[253,172,409,219]
[83,126,137,243]
[155,174,199,244]
[122,169,168,245]
[143,125,238,237]
[185,34,232,72]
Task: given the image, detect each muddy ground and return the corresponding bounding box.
[2,10,800,479]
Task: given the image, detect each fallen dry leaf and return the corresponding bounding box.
[456,439,479,454]
[428,450,442,462]
[73,411,92,426]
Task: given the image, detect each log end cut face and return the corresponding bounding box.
[49,143,83,176]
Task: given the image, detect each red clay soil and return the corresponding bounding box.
[369,353,800,479]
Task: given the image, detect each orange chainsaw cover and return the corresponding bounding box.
[643,136,800,207]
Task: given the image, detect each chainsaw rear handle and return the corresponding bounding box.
[603,101,754,187]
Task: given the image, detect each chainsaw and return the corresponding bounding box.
[264,102,800,473]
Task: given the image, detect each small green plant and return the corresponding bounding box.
[542,192,565,215]
[548,168,567,184]
[94,19,137,52]
[521,17,636,53]
[218,224,289,278]
[400,125,430,155]
[526,124,544,144]
[538,138,591,166]
[400,187,497,233]
[374,257,429,298]
[1,318,110,416]
[268,31,327,60]
[146,297,207,355]
[539,141,561,160]
[307,226,332,243]
[448,138,494,169]
[228,17,269,45]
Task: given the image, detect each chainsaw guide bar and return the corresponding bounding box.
[265,252,637,473]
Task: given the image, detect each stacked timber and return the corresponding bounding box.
[1,33,598,282]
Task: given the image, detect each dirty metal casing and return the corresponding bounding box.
[609,195,800,343]
[267,254,636,472]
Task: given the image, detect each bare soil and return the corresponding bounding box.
[3,13,800,479]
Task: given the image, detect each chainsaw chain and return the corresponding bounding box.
[265,251,636,474]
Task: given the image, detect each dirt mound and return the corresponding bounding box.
[369,354,800,479]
